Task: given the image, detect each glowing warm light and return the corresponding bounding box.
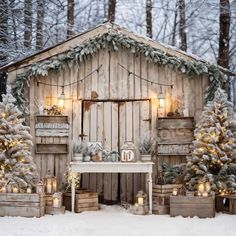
[58,86,66,108]
[158,92,166,108]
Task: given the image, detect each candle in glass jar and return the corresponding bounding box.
[26,187,32,194]
[172,188,178,196]
[47,184,52,193]
[1,186,6,193]
[12,187,18,193]
[138,197,143,205]
[53,198,59,208]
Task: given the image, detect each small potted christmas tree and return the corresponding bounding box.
[139,137,153,162]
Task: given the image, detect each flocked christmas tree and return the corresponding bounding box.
[185,88,236,193]
[0,87,38,191]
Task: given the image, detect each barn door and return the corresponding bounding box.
[81,101,119,203]
[119,100,151,203]
[81,100,151,204]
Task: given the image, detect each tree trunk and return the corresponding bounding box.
[67,0,74,39]
[36,0,45,50]
[24,0,32,48]
[146,0,152,38]
[0,0,8,66]
[108,0,116,22]
[179,0,187,51]
[218,0,230,68]
[9,0,18,50]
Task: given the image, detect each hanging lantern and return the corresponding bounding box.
[52,192,62,208]
[58,86,66,108]
[43,170,57,194]
[158,89,166,108]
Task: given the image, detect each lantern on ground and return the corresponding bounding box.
[52,192,62,208]
[36,181,44,194]
[131,191,148,215]
[44,170,57,194]
[121,142,136,162]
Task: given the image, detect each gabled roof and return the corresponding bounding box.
[1,22,235,76]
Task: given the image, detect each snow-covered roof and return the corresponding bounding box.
[1,22,235,76]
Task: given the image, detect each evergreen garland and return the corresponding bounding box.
[12,31,227,112]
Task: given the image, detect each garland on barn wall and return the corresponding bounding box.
[12,31,227,112]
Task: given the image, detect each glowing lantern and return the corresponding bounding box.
[58,86,66,108]
[52,192,62,208]
[43,170,57,194]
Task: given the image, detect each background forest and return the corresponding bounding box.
[0,0,235,72]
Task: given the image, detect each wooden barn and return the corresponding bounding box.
[0,22,234,204]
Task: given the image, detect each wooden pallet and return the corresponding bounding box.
[63,190,99,213]
[0,193,45,217]
[170,196,215,218]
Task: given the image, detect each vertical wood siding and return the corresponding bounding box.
[19,48,208,203]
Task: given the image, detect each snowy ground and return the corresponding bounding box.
[0,205,235,236]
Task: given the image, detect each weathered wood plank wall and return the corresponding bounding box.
[11,47,208,203]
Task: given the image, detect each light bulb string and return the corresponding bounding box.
[118,63,174,88]
[37,65,102,88]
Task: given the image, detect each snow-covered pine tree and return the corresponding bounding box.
[0,87,38,191]
[185,88,236,193]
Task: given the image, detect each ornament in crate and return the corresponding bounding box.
[121,142,136,162]
[44,170,57,194]
[131,191,149,215]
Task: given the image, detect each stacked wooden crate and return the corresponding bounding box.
[0,193,45,217]
[153,184,182,214]
[64,189,99,213]
[157,117,194,165]
[45,193,65,215]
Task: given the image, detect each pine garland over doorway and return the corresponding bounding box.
[12,31,227,112]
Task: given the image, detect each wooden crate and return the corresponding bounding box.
[0,193,45,218]
[45,194,53,206]
[157,117,194,155]
[216,194,236,214]
[63,190,98,213]
[35,115,69,124]
[170,196,215,218]
[152,184,182,214]
[46,206,65,215]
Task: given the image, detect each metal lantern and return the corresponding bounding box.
[36,181,44,194]
[131,190,148,215]
[121,142,136,162]
[43,170,57,194]
[52,192,63,208]
[136,190,147,206]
